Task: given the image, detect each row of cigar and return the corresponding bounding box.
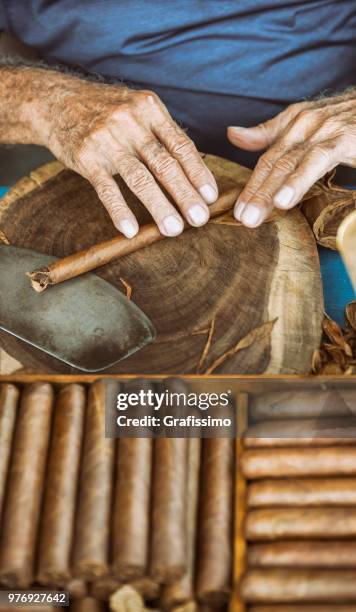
[237,388,356,611]
[0,381,235,611]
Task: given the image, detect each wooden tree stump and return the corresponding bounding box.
[0,155,323,374]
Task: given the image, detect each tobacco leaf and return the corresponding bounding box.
[204,318,277,375]
[346,301,356,332]
[322,315,353,357]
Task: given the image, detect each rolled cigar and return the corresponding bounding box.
[73,381,116,580]
[65,578,88,599]
[112,434,153,580]
[248,540,356,568]
[241,568,356,602]
[37,384,86,585]
[196,438,234,605]
[90,574,122,600]
[161,439,201,609]
[246,508,356,541]
[244,418,356,447]
[251,389,356,421]
[109,585,145,612]
[0,383,19,524]
[249,606,356,611]
[29,188,240,292]
[70,598,105,611]
[150,435,188,583]
[241,447,356,479]
[247,478,356,507]
[0,382,54,588]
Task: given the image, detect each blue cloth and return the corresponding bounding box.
[1,0,355,165]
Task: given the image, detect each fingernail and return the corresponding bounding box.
[162,215,184,236]
[188,203,209,226]
[199,184,218,204]
[241,204,263,227]
[274,186,294,209]
[118,219,138,238]
[234,201,246,221]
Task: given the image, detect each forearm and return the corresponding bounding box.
[0,58,114,146]
[0,60,47,144]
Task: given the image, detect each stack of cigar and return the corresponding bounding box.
[239,388,356,611]
[0,381,235,612]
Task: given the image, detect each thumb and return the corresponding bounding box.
[227,103,303,151]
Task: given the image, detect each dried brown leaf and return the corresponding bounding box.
[119,277,132,300]
[322,315,353,357]
[204,318,277,375]
[346,301,356,332]
[196,317,216,374]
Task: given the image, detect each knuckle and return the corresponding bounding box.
[274,154,296,173]
[135,89,160,106]
[126,165,152,193]
[256,154,274,174]
[154,154,180,180]
[171,137,197,160]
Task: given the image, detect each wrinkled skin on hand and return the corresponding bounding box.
[2,68,218,238]
[228,89,356,228]
[42,76,219,237]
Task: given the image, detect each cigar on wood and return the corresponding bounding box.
[248,540,356,568]
[240,568,356,603]
[150,429,188,584]
[112,389,153,580]
[70,598,106,612]
[37,384,86,585]
[247,478,356,507]
[241,447,356,479]
[250,389,356,421]
[0,383,54,588]
[0,383,19,524]
[245,507,356,541]
[244,417,356,447]
[73,381,116,580]
[196,438,234,605]
[161,438,201,610]
[28,188,240,292]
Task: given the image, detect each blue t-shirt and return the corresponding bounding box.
[0,0,355,165]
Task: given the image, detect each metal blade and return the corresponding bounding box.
[0,245,156,372]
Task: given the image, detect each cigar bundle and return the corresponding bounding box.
[0,381,235,612]
[236,390,356,610]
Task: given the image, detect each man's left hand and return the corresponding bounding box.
[228,89,356,228]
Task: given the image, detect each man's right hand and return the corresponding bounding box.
[1,66,218,237]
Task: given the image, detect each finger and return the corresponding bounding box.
[234,118,315,222]
[273,139,340,210]
[227,102,305,151]
[89,170,139,237]
[235,145,308,227]
[138,137,210,227]
[117,155,185,237]
[154,119,218,203]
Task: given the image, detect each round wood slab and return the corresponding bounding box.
[0,155,323,374]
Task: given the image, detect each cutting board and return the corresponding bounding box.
[0,155,323,374]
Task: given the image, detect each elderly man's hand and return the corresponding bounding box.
[34,73,218,238]
[228,89,356,228]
